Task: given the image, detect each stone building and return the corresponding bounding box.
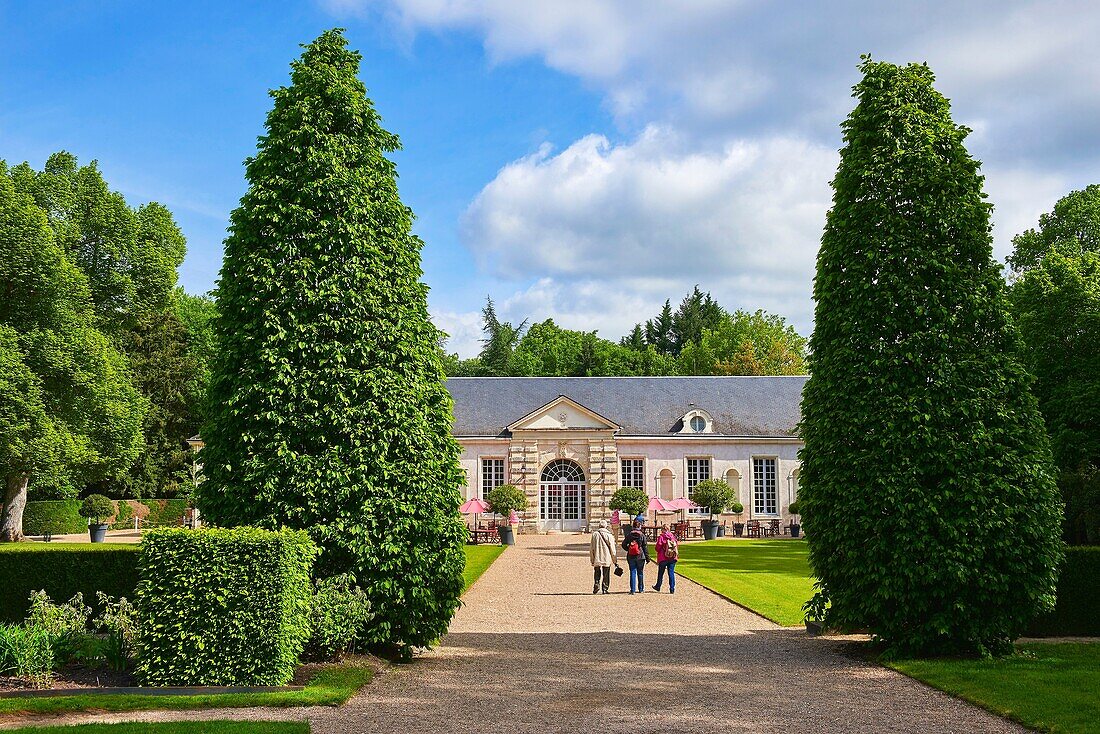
[448,376,806,532]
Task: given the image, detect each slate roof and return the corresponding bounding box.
[446,376,807,438]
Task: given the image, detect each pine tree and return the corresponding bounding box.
[197,29,466,652]
[799,58,1063,656]
[644,300,675,356]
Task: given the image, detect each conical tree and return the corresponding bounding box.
[799,58,1063,656]
[198,29,466,652]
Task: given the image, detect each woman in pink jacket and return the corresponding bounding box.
[653,523,679,594]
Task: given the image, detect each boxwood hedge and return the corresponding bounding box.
[1029,546,1100,637]
[0,544,140,622]
[16,499,191,536]
[135,527,317,686]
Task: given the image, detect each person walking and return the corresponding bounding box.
[621,518,651,594]
[653,523,678,594]
[589,519,618,594]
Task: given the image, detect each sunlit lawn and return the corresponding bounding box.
[675,539,814,626]
[888,643,1100,734]
[463,544,505,592]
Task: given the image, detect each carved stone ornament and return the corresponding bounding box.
[557,411,568,427]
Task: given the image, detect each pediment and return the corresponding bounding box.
[508,395,620,432]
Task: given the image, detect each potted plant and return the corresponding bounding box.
[690,479,735,540]
[608,487,648,520]
[788,500,802,538]
[485,484,526,545]
[80,494,115,543]
[730,501,745,536]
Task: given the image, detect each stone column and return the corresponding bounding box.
[586,438,618,526]
[508,438,539,532]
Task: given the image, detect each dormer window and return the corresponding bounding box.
[679,408,713,434]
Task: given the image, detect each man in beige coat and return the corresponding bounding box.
[590,519,618,594]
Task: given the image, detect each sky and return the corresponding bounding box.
[2,1,1098,357]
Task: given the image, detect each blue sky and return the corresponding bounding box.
[3,2,1099,355]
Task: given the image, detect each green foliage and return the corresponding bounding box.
[608,486,648,518]
[787,500,801,516]
[305,575,372,662]
[0,623,54,685]
[96,591,138,671]
[79,494,114,523]
[1008,184,1100,274]
[0,544,139,623]
[730,501,744,516]
[197,30,466,652]
[21,501,87,535]
[135,527,316,686]
[689,478,735,520]
[484,484,527,517]
[1059,467,1100,545]
[676,309,807,375]
[1028,546,1100,636]
[24,590,92,667]
[799,58,1063,656]
[0,162,146,541]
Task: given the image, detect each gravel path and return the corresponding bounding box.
[0,534,1024,732]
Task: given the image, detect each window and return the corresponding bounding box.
[481,458,505,498]
[690,415,706,432]
[620,458,645,490]
[753,457,778,515]
[686,457,711,494]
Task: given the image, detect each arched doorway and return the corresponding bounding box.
[540,459,586,532]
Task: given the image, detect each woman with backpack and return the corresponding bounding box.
[653,523,678,594]
[621,518,651,594]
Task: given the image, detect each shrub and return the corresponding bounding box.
[0,624,54,686]
[21,501,86,536]
[79,495,115,524]
[730,501,744,517]
[112,500,135,530]
[24,590,91,666]
[304,575,372,662]
[139,499,189,528]
[608,487,648,518]
[788,501,802,516]
[691,479,735,521]
[0,545,139,623]
[485,484,527,519]
[1029,547,1100,636]
[135,527,317,686]
[95,592,138,671]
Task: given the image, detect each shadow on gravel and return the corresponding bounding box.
[331,630,1020,734]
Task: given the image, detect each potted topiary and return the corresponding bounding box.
[788,500,802,538]
[80,494,115,543]
[730,501,745,536]
[485,484,526,545]
[690,479,735,540]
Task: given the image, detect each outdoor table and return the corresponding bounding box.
[468,528,499,545]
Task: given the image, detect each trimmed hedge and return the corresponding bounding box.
[1029,546,1100,637]
[21,502,86,535]
[0,545,140,623]
[135,527,317,686]
[16,499,190,536]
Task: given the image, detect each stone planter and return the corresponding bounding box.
[497,525,515,545]
[732,523,744,537]
[790,523,801,539]
[716,524,726,537]
[88,523,108,543]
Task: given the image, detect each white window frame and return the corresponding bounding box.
[752,456,779,517]
[620,457,646,491]
[480,456,506,499]
[686,456,712,515]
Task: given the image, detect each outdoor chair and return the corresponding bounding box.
[746,520,762,538]
[768,519,781,537]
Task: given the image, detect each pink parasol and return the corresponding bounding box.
[460,497,490,528]
[647,496,677,525]
[670,497,698,523]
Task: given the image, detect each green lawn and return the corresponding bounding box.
[888,643,1100,734]
[463,544,505,592]
[0,660,371,717]
[675,539,814,626]
[5,722,308,734]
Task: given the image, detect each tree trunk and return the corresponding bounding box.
[0,475,29,543]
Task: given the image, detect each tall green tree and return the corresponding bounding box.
[197,29,466,652]
[476,297,526,375]
[799,59,1062,656]
[0,167,145,540]
[670,285,724,354]
[643,300,675,356]
[1008,184,1100,275]
[676,309,807,375]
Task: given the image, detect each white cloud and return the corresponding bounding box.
[432,307,485,358]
